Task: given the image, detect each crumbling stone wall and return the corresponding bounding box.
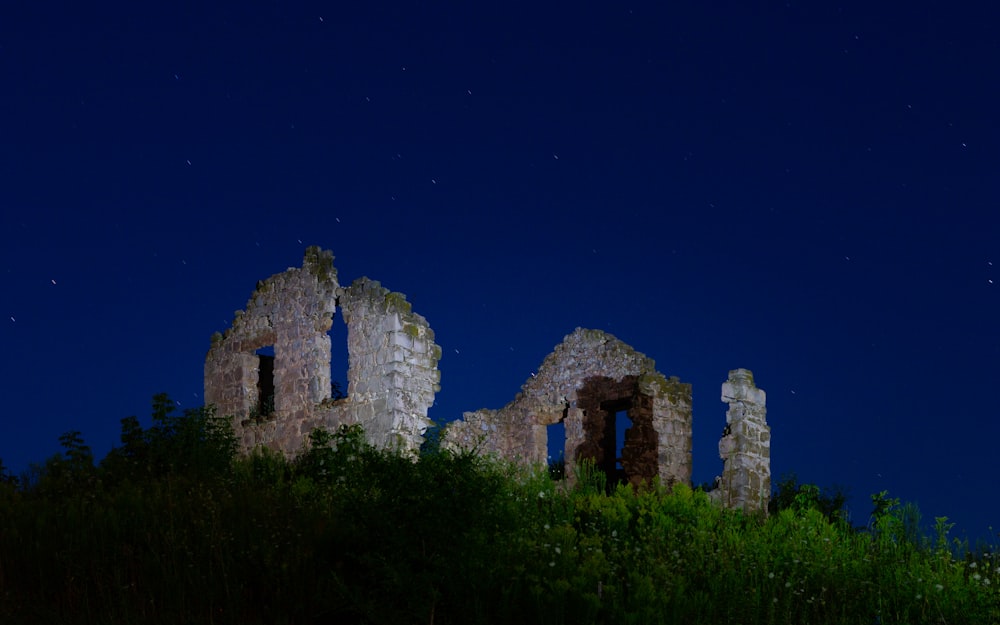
[205,249,770,514]
[204,247,338,452]
[710,369,771,513]
[204,248,440,456]
[442,328,693,489]
[329,277,441,451]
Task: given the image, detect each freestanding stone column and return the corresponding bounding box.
[716,369,770,513]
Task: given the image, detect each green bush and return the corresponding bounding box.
[1,398,997,624]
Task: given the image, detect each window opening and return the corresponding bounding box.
[615,410,632,472]
[547,419,566,480]
[598,399,632,488]
[255,346,275,418]
[328,310,349,400]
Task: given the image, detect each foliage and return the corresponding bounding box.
[548,455,566,480]
[0,457,16,487]
[770,472,850,527]
[331,379,346,400]
[99,392,237,485]
[1,401,998,624]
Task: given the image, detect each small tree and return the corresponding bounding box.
[0,457,17,488]
[25,431,98,498]
[770,472,850,527]
[100,393,237,484]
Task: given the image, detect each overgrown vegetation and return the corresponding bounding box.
[1,395,997,624]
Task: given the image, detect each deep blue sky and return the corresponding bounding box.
[2,2,998,541]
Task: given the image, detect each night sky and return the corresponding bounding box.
[3,2,998,541]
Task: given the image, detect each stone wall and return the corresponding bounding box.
[329,277,441,451]
[442,328,693,489]
[204,248,440,456]
[204,249,770,513]
[710,369,771,513]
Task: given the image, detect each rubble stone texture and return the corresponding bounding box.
[204,249,769,513]
[204,247,440,455]
[442,328,694,489]
[711,368,771,513]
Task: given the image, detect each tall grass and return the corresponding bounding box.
[0,401,996,624]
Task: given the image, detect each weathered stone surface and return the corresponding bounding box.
[442,328,693,489]
[204,248,440,456]
[205,249,770,514]
[710,368,771,513]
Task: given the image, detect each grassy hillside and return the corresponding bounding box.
[0,395,996,624]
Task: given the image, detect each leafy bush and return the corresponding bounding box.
[98,393,237,487]
[1,399,997,624]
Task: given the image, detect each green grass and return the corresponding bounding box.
[0,399,997,624]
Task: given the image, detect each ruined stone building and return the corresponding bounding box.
[204,248,771,513]
[204,247,441,455]
[441,328,693,490]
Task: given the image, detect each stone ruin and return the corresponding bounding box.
[441,328,693,490]
[204,248,771,513]
[709,369,771,512]
[204,247,441,455]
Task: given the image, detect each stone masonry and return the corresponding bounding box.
[205,249,769,513]
[710,369,771,513]
[441,328,693,489]
[204,247,441,455]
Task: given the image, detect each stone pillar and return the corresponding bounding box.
[717,369,770,513]
[647,374,693,488]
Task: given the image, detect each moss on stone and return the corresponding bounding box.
[404,324,420,338]
[210,331,224,345]
[303,246,337,284]
[383,291,412,313]
[640,372,690,404]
